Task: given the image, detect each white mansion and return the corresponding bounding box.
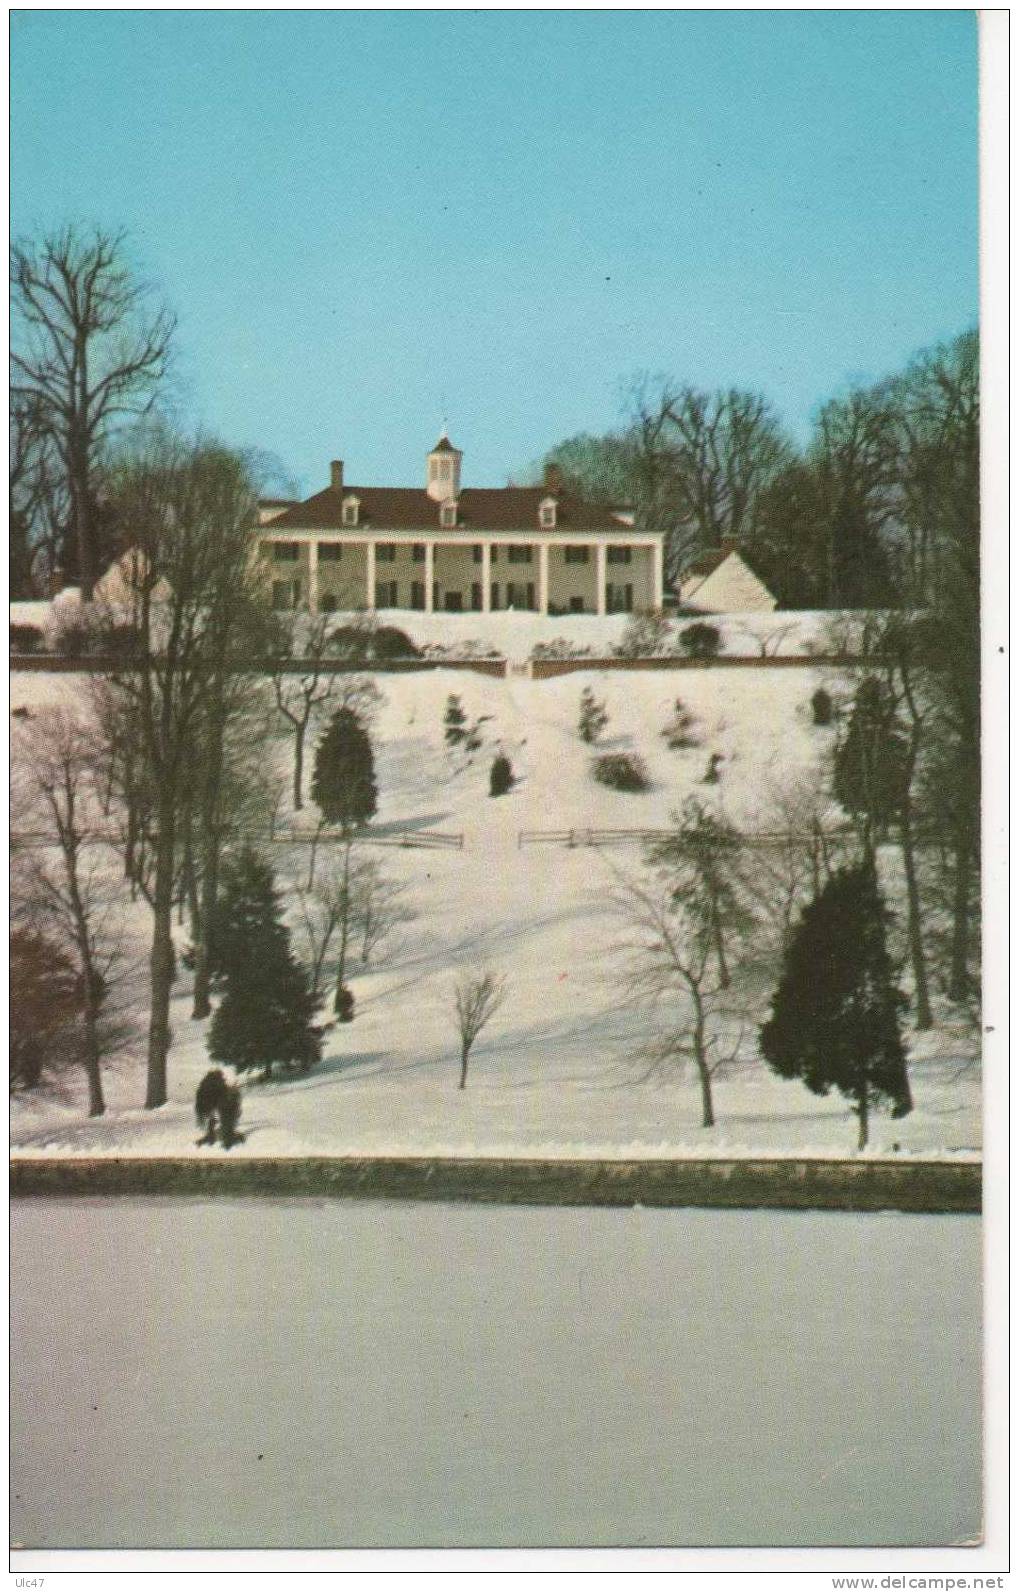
[257,434,665,617]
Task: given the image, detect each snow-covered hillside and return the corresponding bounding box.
[9,664,980,1161]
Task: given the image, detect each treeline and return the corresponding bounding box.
[543,330,978,613]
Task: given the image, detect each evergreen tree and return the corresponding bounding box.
[490,752,514,796]
[311,707,378,832]
[207,846,320,1079]
[578,687,609,744]
[759,862,912,1149]
[833,677,908,850]
[208,846,282,987]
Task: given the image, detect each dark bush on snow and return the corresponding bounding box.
[10,624,43,654]
[592,752,650,792]
[811,687,835,726]
[330,625,421,661]
[679,622,722,660]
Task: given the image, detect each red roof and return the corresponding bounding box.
[267,485,631,535]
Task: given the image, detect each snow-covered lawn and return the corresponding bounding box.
[10,665,981,1161]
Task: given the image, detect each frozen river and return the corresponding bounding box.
[11,1197,980,1549]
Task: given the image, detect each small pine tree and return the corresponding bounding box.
[207,847,321,1079]
[578,686,609,744]
[490,752,514,796]
[661,697,701,749]
[312,707,378,832]
[444,694,467,746]
[759,862,912,1149]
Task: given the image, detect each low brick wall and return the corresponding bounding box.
[529,653,854,679]
[9,1156,980,1213]
[10,654,508,679]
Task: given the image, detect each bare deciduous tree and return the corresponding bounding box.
[11,225,176,597]
[611,870,733,1128]
[453,970,507,1089]
[268,613,340,812]
[11,706,129,1116]
[99,431,262,1108]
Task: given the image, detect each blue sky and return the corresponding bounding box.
[11,10,977,496]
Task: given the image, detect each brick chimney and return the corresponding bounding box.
[330,459,344,491]
[544,461,564,493]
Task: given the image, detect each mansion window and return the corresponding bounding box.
[411,581,426,610]
[342,497,360,526]
[413,543,426,562]
[440,503,458,528]
[508,545,533,564]
[506,580,536,610]
[318,542,343,561]
[564,546,589,564]
[539,499,557,529]
[376,543,397,562]
[272,542,300,561]
[472,544,483,563]
[607,545,632,564]
[375,579,398,607]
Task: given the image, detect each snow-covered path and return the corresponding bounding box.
[10,1198,981,1549]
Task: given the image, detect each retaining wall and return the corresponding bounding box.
[10,1156,981,1213]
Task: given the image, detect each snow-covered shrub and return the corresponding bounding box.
[489,753,514,796]
[420,639,504,660]
[592,752,650,792]
[661,697,702,749]
[578,686,609,744]
[51,612,95,656]
[530,638,594,661]
[613,610,676,658]
[679,622,722,660]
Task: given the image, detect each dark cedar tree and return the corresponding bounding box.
[311,707,378,832]
[207,847,320,1078]
[759,861,912,1149]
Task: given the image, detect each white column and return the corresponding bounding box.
[596,543,608,616]
[308,540,319,615]
[481,544,491,612]
[425,542,435,613]
[365,541,376,610]
[538,542,549,616]
[652,539,664,610]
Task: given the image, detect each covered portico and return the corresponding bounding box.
[267,532,664,616]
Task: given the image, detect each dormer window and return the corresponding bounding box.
[539,497,557,530]
[440,500,458,529]
[342,495,360,527]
